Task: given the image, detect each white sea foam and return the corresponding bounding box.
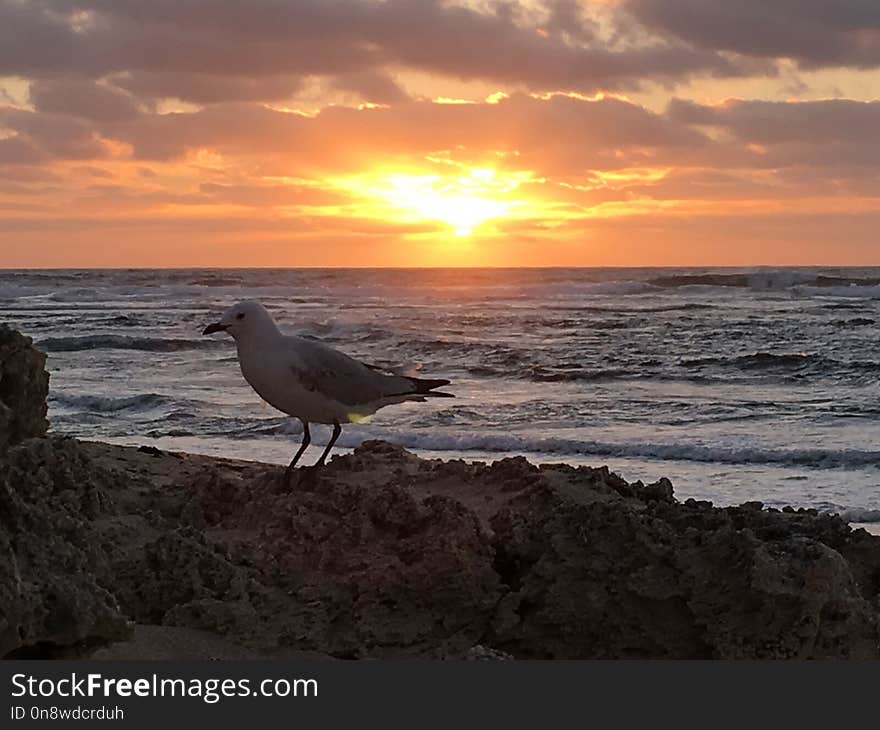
[838,508,880,524]
[310,427,880,471]
[796,284,880,299]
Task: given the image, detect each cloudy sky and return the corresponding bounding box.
[1,0,879,266]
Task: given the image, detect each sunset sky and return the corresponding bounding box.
[1,0,880,267]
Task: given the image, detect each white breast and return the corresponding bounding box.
[236,340,347,424]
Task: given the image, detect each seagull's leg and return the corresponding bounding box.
[315,421,342,467]
[284,420,311,487]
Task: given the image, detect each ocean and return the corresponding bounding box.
[4,266,880,529]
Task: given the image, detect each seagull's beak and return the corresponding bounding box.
[202,322,227,335]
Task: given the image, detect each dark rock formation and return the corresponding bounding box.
[488,467,879,658]
[2,433,879,659]
[0,325,49,452]
[106,453,502,658]
[0,437,130,657]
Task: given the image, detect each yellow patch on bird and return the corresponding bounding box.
[347,412,370,424]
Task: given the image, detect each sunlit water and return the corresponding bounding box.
[4,267,880,528]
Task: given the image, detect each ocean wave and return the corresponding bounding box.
[838,508,880,524]
[832,317,875,327]
[362,431,880,470]
[463,279,662,299]
[682,352,819,372]
[798,284,880,299]
[393,432,880,470]
[51,392,174,413]
[38,334,218,353]
[97,314,150,327]
[679,351,880,378]
[648,272,880,291]
[218,423,880,472]
[574,280,659,296]
[521,366,637,382]
[190,276,244,287]
[543,302,715,314]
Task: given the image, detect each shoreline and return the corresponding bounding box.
[81,433,880,537]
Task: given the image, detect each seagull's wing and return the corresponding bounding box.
[287,336,414,406]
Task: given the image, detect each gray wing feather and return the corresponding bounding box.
[289,338,412,406]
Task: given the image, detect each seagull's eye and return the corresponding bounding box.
[236,312,245,320]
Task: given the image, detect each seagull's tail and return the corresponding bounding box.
[405,376,454,398]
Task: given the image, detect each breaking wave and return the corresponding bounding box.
[224,424,880,472]
[647,271,880,291]
[38,335,218,352]
[51,392,175,413]
[385,432,880,470]
[838,508,880,524]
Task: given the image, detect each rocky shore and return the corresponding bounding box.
[2,325,879,659]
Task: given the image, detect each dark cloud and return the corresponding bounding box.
[112,71,304,104]
[0,0,747,102]
[668,98,880,169]
[0,136,47,165]
[0,108,107,159]
[669,98,880,144]
[29,78,140,121]
[0,0,78,76]
[625,0,880,69]
[543,0,598,44]
[329,70,409,105]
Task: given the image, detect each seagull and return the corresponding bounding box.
[203,300,453,485]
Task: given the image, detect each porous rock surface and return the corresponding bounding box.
[0,325,49,452]
[0,437,130,657]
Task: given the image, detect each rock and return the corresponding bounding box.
[144,466,503,658]
[137,445,164,456]
[3,433,880,659]
[77,441,877,660]
[0,437,130,658]
[638,477,675,503]
[0,325,49,452]
[489,489,879,658]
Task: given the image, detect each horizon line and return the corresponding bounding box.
[4,263,880,272]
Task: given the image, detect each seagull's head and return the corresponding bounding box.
[202,300,277,340]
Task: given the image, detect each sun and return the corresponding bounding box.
[334,167,524,236]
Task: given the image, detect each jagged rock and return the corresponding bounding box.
[1,431,879,660]
[0,437,130,657]
[639,477,675,503]
[0,325,49,452]
[74,440,879,660]
[145,465,503,657]
[488,483,879,659]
